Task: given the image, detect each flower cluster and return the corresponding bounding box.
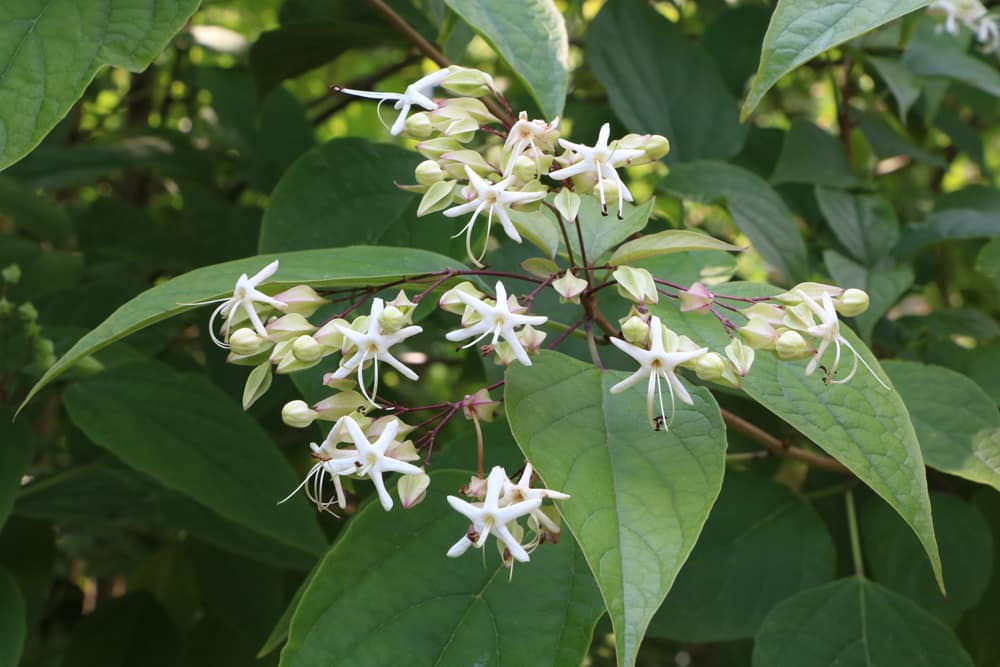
[929,0,1000,53]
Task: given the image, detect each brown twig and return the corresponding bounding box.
[720,408,851,475]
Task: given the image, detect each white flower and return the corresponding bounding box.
[197,260,287,348]
[279,419,360,514]
[333,68,450,136]
[789,289,891,389]
[342,416,424,511]
[609,315,707,430]
[443,165,546,267]
[446,466,542,563]
[501,463,570,536]
[503,111,560,176]
[929,0,999,51]
[548,122,645,219]
[329,298,423,405]
[445,281,547,366]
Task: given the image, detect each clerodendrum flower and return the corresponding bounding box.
[549,122,645,219]
[329,298,422,405]
[930,0,1000,51]
[445,281,547,366]
[501,463,569,537]
[503,111,560,176]
[332,68,450,136]
[446,466,543,563]
[443,165,546,267]
[197,260,287,348]
[789,289,892,389]
[609,315,707,430]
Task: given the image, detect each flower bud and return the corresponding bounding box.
[439,150,492,179]
[291,335,324,363]
[553,188,581,222]
[512,154,538,181]
[314,391,368,421]
[417,179,456,216]
[782,303,815,332]
[725,338,756,376]
[266,313,317,341]
[272,285,327,317]
[552,270,588,304]
[322,373,356,392]
[461,388,500,422]
[387,290,417,319]
[314,318,349,349]
[398,471,431,509]
[644,134,670,161]
[282,400,318,428]
[695,352,726,381]
[439,281,485,315]
[34,338,55,370]
[517,325,547,355]
[493,341,517,366]
[415,160,445,186]
[404,112,433,138]
[620,314,650,345]
[414,137,463,160]
[679,282,714,313]
[613,266,659,304]
[462,475,488,499]
[738,317,778,350]
[775,329,811,361]
[378,305,407,333]
[229,327,266,356]
[440,66,495,97]
[775,282,844,306]
[441,117,478,142]
[836,289,870,318]
[435,97,498,124]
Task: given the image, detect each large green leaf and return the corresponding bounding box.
[0,407,34,532]
[505,351,727,667]
[280,469,603,667]
[883,361,1000,491]
[649,472,835,642]
[0,0,199,169]
[0,565,25,667]
[587,0,745,163]
[21,246,468,409]
[565,196,654,264]
[895,209,1000,257]
[443,0,568,119]
[814,187,899,266]
[902,21,1000,97]
[753,577,973,666]
[651,283,943,591]
[661,161,808,282]
[743,0,932,117]
[609,230,743,266]
[258,139,426,252]
[63,362,327,559]
[770,120,861,189]
[862,492,992,624]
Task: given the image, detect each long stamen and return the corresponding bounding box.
[838,338,892,390]
[476,204,495,266]
[207,301,232,348]
[461,324,497,350]
[596,164,607,215]
[279,462,323,505]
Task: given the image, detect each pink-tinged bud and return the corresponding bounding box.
[517,325,547,355]
[439,281,486,315]
[613,266,659,304]
[398,472,431,509]
[272,285,327,317]
[679,282,714,313]
[266,313,316,342]
[313,391,368,421]
[552,270,587,304]
[461,388,500,422]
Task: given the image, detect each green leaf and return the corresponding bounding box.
[280,469,604,667]
[21,245,468,409]
[587,0,745,163]
[63,362,327,559]
[505,351,727,667]
[0,407,34,532]
[862,492,993,623]
[443,0,568,119]
[0,565,26,667]
[743,0,932,117]
[259,139,421,252]
[508,206,561,259]
[258,568,315,657]
[815,187,899,266]
[609,230,743,266]
[903,22,1000,97]
[770,120,861,189]
[753,577,973,666]
[866,55,923,120]
[824,250,914,341]
[661,161,808,281]
[15,462,316,570]
[882,361,1000,492]
[649,472,835,641]
[0,0,199,169]
[63,593,179,667]
[651,283,944,592]
[0,174,72,244]
[895,208,1000,257]
[565,196,654,264]
[855,110,947,169]
[703,6,773,98]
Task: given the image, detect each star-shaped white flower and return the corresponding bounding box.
[793,290,891,390]
[548,122,646,219]
[501,463,570,535]
[446,466,542,563]
[930,0,999,51]
[443,165,546,267]
[333,68,450,135]
[199,260,287,348]
[279,419,360,514]
[330,298,423,405]
[502,111,560,176]
[342,416,424,511]
[609,315,707,430]
[445,281,547,366]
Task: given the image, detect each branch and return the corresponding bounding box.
[720,408,851,475]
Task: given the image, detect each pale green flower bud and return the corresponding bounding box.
[314,318,349,349]
[836,289,870,318]
[620,314,650,345]
[378,305,407,333]
[414,137,463,160]
[644,134,670,161]
[552,270,588,304]
[266,313,316,341]
[740,302,785,325]
[440,66,495,97]
[553,188,581,222]
[439,150,492,179]
[775,282,844,305]
[441,117,478,142]
[725,338,756,376]
[272,285,327,317]
[415,160,445,186]
[229,327,267,356]
[275,349,321,374]
[1,264,21,285]
[461,388,500,422]
[291,335,323,363]
[313,391,368,421]
[493,341,517,366]
[439,281,486,315]
[695,352,726,381]
[404,112,433,138]
[775,329,812,361]
[512,154,538,181]
[398,471,431,509]
[417,180,456,217]
[739,317,778,350]
[282,399,318,428]
[782,303,815,332]
[517,324,547,355]
[435,97,498,124]
[613,265,659,304]
[18,302,38,322]
[387,290,417,319]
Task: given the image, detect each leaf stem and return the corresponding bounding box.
[719,408,851,475]
[845,487,865,577]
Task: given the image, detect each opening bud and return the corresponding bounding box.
[836,288,870,318]
[282,399,318,428]
[517,324,547,355]
[620,314,650,345]
[552,270,588,304]
[398,471,431,509]
[613,266,659,304]
[694,351,726,381]
[440,66,496,97]
[679,282,714,313]
[725,337,756,376]
[266,313,317,341]
[377,305,407,333]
